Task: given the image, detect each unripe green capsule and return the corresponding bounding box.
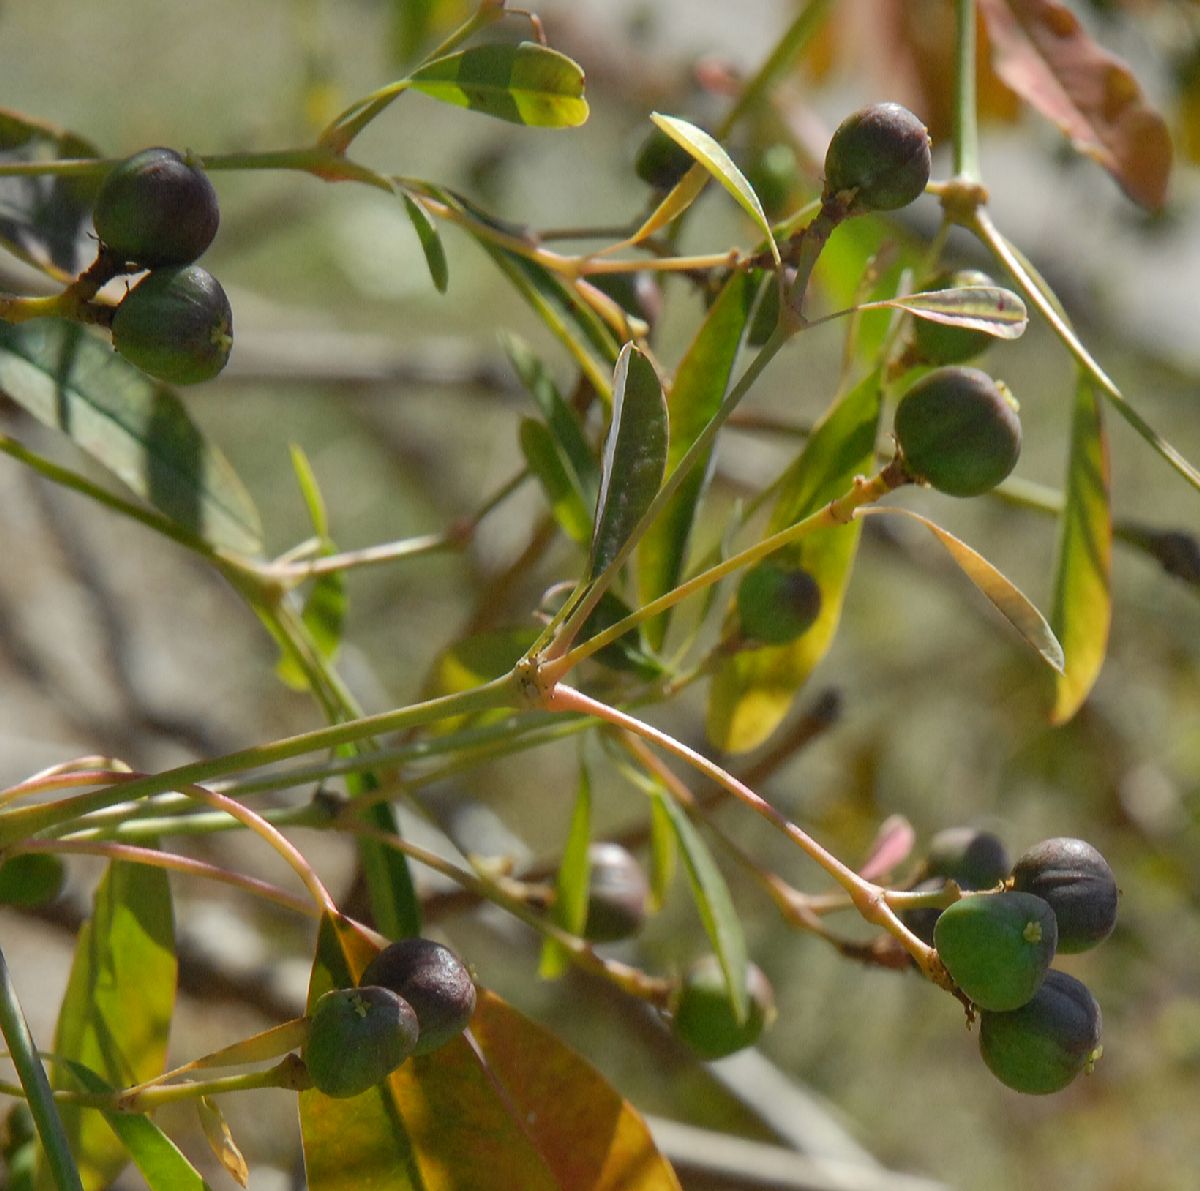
[1011,837,1118,953]
[583,842,649,943]
[0,853,67,907]
[980,970,1103,1094]
[303,986,419,1099]
[823,103,931,213]
[934,890,1057,1011]
[736,563,822,646]
[670,956,775,1060]
[634,127,695,191]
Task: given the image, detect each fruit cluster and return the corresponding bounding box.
[302,938,476,1099]
[912,830,1116,1094]
[92,148,232,385]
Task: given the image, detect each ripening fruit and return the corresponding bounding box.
[111,264,233,385]
[0,853,67,907]
[634,127,695,191]
[93,147,219,268]
[909,270,998,366]
[670,956,775,1060]
[979,970,1103,1094]
[934,891,1057,1011]
[1010,838,1118,954]
[303,986,420,1099]
[893,366,1021,497]
[822,103,931,213]
[736,563,822,646]
[583,842,649,943]
[359,938,476,1055]
[924,827,1011,892]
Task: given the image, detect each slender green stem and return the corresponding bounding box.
[0,947,84,1191]
[117,1059,310,1112]
[953,0,981,182]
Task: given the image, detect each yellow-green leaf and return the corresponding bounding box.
[879,285,1027,340]
[1050,373,1111,722]
[399,192,449,292]
[539,761,592,979]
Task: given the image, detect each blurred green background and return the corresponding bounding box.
[2,2,1199,1189]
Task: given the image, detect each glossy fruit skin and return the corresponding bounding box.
[1011,838,1118,954]
[0,853,67,907]
[303,986,420,1099]
[93,147,219,268]
[359,938,476,1055]
[934,891,1057,1011]
[910,269,997,365]
[823,103,931,213]
[925,827,1011,891]
[634,127,695,191]
[736,563,822,646]
[980,970,1102,1094]
[111,265,233,385]
[894,366,1021,497]
[584,842,649,943]
[671,956,775,1060]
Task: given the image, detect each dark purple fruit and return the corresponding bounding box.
[1010,838,1118,954]
[111,264,233,385]
[893,366,1021,497]
[634,126,695,191]
[359,938,476,1055]
[93,147,219,268]
[924,827,1010,891]
[979,970,1102,1094]
[583,842,649,943]
[934,890,1057,1011]
[303,985,420,1099]
[0,853,66,907]
[822,103,931,213]
[670,956,775,1060]
[909,269,998,365]
[736,563,822,646]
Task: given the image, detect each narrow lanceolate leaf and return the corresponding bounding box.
[647,789,677,912]
[198,1098,249,1189]
[649,114,779,265]
[399,192,449,292]
[0,110,103,281]
[46,860,176,1191]
[63,1064,212,1191]
[978,0,1172,210]
[639,272,755,649]
[707,368,884,753]
[539,761,593,979]
[410,42,589,128]
[520,417,593,544]
[1050,374,1111,723]
[654,794,748,1024]
[589,344,668,579]
[302,914,680,1190]
[625,166,709,247]
[879,286,1027,340]
[0,320,262,555]
[860,505,1065,673]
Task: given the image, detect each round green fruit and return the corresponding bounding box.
[736,563,822,646]
[934,890,1057,1011]
[93,147,219,268]
[634,127,695,191]
[979,970,1103,1094]
[0,853,67,907]
[303,986,419,1099]
[584,842,649,943]
[1011,838,1118,954]
[359,938,476,1055]
[909,270,998,365]
[671,956,775,1060]
[823,103,931,213]
[893,366,1021,497]
[111,265,233,385]
[746,143,799,220]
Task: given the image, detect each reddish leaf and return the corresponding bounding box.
[979,0,1171,210]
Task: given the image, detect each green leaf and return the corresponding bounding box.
[411,42,589,128]
[707,368,884,753]
[652,792,748,1024]
[648,114,779,265]
[399,192,449,292]
[539,762,593,979]
[638,272,755,648]
[520,417,593,544]
[0,320,262,555]
[877,285,1027,340]
[646,790,677,912]
[355,789,424,942]
[45,860,176,1191]
[589,344,668,579]
[1050,373,1111,723]
[0,110,103,281]
[60,1063,212,1191]
[860,505,1065,672]
[624,167,709,247]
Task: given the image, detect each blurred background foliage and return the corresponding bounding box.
[2,1,1199,1189]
